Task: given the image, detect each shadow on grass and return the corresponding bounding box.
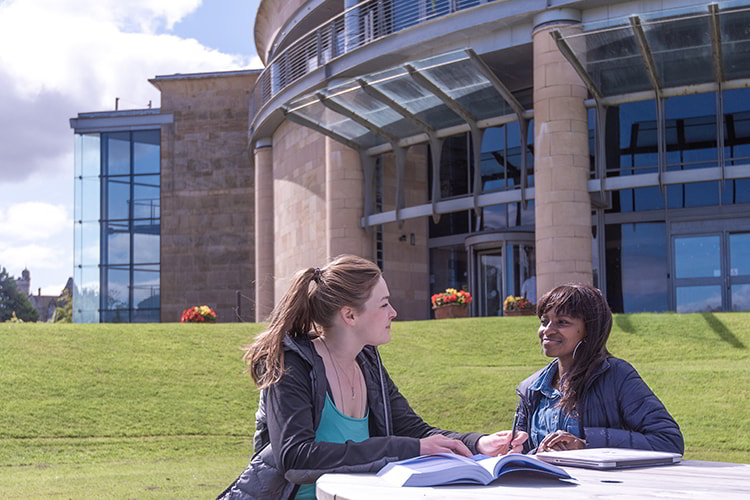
[701,312,746,349]
[613,314,634,334]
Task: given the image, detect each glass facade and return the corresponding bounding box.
[74,130,160,323]
[427,86,750,315]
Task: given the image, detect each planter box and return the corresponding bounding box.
[504,309,536,316]
[433,304,469,319]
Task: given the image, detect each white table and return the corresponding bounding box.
[317,460,750,499]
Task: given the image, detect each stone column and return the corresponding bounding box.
[325,137,372,260]
[254,139,275,322]
[532,9,592,300]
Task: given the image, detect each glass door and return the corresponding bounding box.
[478,251,503,317]
[672,232,750,312]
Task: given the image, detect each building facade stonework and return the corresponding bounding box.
[153,71,258,323]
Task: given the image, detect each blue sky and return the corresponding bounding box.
[0,0,262,296]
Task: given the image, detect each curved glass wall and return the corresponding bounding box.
[73,130,160,323]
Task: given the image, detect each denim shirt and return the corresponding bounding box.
[529,362,581,450]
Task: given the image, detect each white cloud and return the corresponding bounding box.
[0,0,250,181]
[0,0,260,295]
[0,202,69,241]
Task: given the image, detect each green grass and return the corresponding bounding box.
[1,313,749,498]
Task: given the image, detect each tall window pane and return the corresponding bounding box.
[605,222,668,313]
[723,88,750,204]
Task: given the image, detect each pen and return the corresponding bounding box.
[508,410,518,453]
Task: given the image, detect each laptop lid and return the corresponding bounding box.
[536,448,682,470]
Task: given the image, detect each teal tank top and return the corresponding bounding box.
[294,393,370,500]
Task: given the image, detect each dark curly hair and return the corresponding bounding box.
[537,283,612,414]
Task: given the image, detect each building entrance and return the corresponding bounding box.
[673,231,750,312]
[466,232,535,317]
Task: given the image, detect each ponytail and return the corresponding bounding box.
[244,255,381,389]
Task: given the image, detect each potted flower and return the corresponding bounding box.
[503,296,536,316]
[180,305,218,323]
[431,288,472,319]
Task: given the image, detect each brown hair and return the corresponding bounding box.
[537,283,612,415]
[245,254,382,389]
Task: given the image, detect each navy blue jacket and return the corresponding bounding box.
[219,334,483,500]
[515,357,684,455]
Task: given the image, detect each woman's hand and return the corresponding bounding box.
[419,434,472,457]
[537,430,586,452]
[476,430,528,456]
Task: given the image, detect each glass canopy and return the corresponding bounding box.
[553,3,750,100]
[284,49,523,151]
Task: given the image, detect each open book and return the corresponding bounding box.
[377,453,572,487]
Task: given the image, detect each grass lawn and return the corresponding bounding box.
[1,313,749,498]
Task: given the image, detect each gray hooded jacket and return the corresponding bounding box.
[218,334,483,499]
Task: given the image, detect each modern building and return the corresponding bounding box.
[71,0,750,322]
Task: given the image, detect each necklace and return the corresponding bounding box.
[321,337,359,400]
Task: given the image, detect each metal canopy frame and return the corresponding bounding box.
[283,48,530,227]
[552,2,750,197]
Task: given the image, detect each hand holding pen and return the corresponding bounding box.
[475,410,528,456]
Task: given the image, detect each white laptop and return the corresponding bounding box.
[536,448,682,470]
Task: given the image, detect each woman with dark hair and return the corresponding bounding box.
[218,255,524,500]
[513,283,684,455]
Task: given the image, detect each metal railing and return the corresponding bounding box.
[250,0,498,128]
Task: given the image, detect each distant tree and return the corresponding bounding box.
[55,287,73,323]
[0,267,40,322]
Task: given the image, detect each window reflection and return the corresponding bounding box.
[676,285,721,313]
[83,129,162,323]
[731,284,750,312]
[608,101,665,212]
[674,236,720,279]
[605,222,668,313]
[730,233,750,277]
[723,89,750,204]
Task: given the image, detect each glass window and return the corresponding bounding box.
[731,284,750,312]
[103,267,130,310]
[724,89,750,165]
[131,309,160,323]
[76,176,101,223]
[664,93,719,208]
[105,177,131,220]
[607,100,664,212]
[133,130,160,174]
[605,222,668,313]
[429,247,468,297]
[440,134,469,198]
[588,107,596,176]
[665,93,717,169]
[674,236,721,279]
[616,100,658,174]
[133,232,159,264]
[133,267,160,309]
[730,233,750,277]
[676,285,722,313]
[105,132,130,175]
[74,129,160,323]
[479,252,503,317]
[77,221,100,266]
[506,244,535,303]
[106,226,131,265]
[133,175,160,219]
[722,88,750,204]
[76,133,101,178]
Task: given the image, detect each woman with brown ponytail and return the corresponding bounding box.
[513,283,684,455]
[218,255,524,500]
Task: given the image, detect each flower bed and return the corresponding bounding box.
[503,296,535,316]
[180,305,217,323]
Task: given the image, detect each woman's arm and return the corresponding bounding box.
[583,360,684,454]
